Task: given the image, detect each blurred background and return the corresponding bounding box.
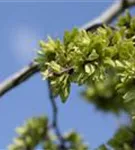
[0,0,133,149]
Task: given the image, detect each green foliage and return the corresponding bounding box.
[83,76,127,114]
[8,117,88,150]
[8,116,48,150]
[97,120,135,150]
[36,12,135,112]
[9,12,135,150]
[43,130,88,150]
[64,131,88,150]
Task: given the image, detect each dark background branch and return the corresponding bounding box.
[47,80,66,149]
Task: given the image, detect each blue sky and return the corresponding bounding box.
[0,0,130,149]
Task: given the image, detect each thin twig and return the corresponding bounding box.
[0,0,135,98]
[47,81,66,149]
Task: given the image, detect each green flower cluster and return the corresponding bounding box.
[9,12,135,150]
[36,12,135,108]
[83,12,135,114]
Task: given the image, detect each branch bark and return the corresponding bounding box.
[0,0,135,98]
[0,62,39,97]
[81,0,135,31]
[47,81,65,149]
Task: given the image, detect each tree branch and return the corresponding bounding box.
[81,0,135,31]
[0,0,135,98]
[47,81,66,149]
[0,62,39,97]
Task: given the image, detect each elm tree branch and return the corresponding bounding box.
[0,62,39,97]
[81,0,135,31]
[47,81,66,149]
[0,0,135,98]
